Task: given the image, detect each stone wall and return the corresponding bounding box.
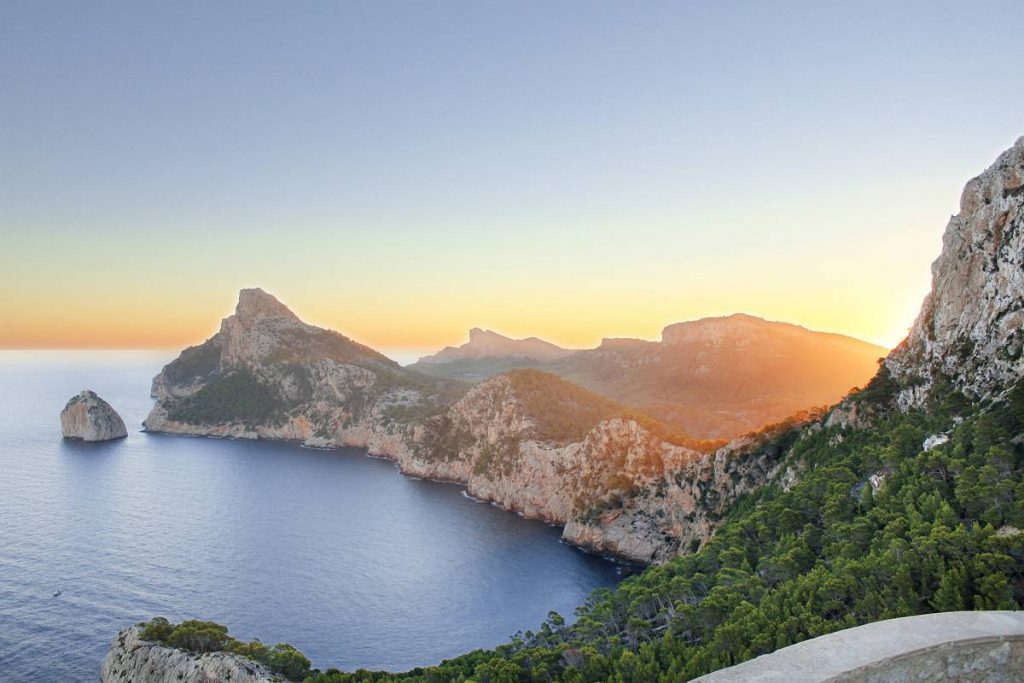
[692,611,1024,682]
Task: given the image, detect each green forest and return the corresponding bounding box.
[149,374,1024,682]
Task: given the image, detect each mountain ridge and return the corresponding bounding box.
[411,312,886,439]
[416,327,575,364]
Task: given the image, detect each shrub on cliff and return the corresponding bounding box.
[137,617,311,681]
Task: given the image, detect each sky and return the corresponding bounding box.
[2,1,1023,356]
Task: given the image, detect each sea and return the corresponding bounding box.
[0,351,622,681]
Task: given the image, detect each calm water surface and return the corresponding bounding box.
[0,352,622,682]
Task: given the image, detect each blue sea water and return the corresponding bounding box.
[0,352,622,681]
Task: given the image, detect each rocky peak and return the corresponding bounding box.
[886,136,1024,407]
[233,287,300,324]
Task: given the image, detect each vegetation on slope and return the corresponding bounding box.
[172,373,1024,682]
[168,370,288,427]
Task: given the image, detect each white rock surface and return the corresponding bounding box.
[887,137,1024,407]
[100,627,276,683]
[923,433,951,451]
[60,390,127,442]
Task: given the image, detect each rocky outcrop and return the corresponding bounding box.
[100,627,276,683]
[887,137,1024,408]
[60,390,127,442]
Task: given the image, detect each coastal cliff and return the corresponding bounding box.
[144,292,779,563]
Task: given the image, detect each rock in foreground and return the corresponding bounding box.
[101,627,275,683]
[60,390,127,442]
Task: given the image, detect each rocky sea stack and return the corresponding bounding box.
[60,390,128,442]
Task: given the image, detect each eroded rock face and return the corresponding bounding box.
[562,422,799,562]
[60,390,127,442]
[887,137,1024,408]
[100,627,275,683]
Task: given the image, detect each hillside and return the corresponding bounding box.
[410,314,886,440]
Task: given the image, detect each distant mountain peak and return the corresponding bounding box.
[234,288,300,324]
[468,328,505,342]
[417,328,573,364]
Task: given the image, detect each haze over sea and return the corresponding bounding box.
[0,351,621,682]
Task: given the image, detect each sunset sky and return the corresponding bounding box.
[2,2,1023,357]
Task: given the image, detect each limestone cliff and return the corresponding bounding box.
[60,390,127,442]
[100,627,277,683]
[886,137,1024,408]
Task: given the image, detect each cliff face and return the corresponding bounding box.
[100,627,276,683]
[886,137,1024,408]
[146,294,780,562]
[563,422,801,562]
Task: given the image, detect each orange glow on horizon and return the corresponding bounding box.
[1,277,920,354]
